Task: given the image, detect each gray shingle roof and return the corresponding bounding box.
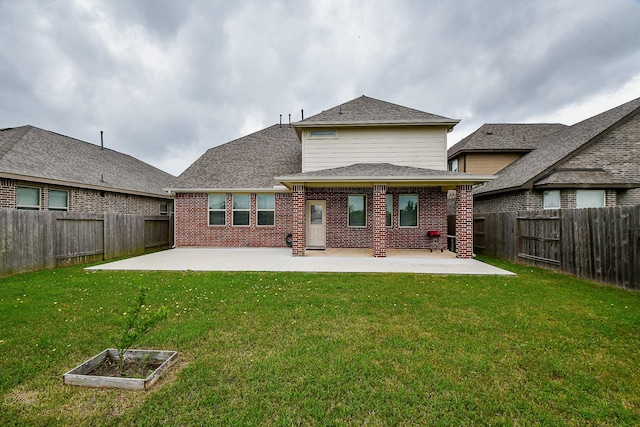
[475,96,640,196]
[295,95,459,127]
[0,126,175,197]
[447,123,568,159]
[533,169,638,188]
[276,163,494,187]
[173,124,301,190]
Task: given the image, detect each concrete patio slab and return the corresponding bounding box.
[85,248,515,276]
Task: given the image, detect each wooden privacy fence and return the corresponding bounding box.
[465,206,640,290]
[0,209,173,276]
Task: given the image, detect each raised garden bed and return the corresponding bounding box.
[63,349,178,390]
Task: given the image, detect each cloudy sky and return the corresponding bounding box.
[1,0,639,176]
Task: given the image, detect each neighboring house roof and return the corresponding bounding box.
[447,123,568,159]
[475,96,640,196]
[533,169,636,188]
[0,125,175,198]
[171,124,301,191]
[294,95,459,129]
[276,163,494,189]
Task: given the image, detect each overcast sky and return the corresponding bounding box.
[1,0,639,176]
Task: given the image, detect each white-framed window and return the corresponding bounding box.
[399,194,418,227]
[16,186,41,210]
[48,189,69,211]
[232,194,250,226]
[208,194,226,226]
[309,130,337,139]
[576,190,605,208]
[386,194,393,227]
[448,158,459,172]
[348,195,367,227]
[257,194,275,226]
[160,201,169,215]
[543,190,560,209]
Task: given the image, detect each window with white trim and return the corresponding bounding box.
[16,186,40,210]
[48,189,69,211]
[448,158,459,172]
[348,195,366,227]
[208,194,226,226]
[257,194,275,226]
[233,194,250,226]
[399,194,418,227]
[386,194,393,227]
[543,190,560,209]
[576,190,605,208]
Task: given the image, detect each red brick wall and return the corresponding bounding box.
[455,184,473,258]
[175,187,449,250]
[372,184,387,257]
[175,192,293,247]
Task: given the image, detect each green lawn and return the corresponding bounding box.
[1,257,639,426]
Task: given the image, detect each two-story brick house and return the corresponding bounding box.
[169,96,494,258]
[0,126,175,215]
[466,96,640,213]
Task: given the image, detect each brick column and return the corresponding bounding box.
[292,184,306,256]
[373,184,387,257]
[455,184,473,259]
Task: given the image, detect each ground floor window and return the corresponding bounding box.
[348,195,367,227]
[386,194,393,227]
[399,194,418,227]
[208,194,226,226]
[49,189,69,211]
[257,194,275,226]
[543,190,560,209]
[16,186,40,210]
[233,194,250,226]
[576,190,605,208]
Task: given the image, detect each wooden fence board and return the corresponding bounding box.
[469,206,639,290]
[1,209,173,276]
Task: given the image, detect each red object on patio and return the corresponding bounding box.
[426,230,443,252]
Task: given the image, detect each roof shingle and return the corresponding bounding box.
[475,96,640,195]
[0,126,175,197]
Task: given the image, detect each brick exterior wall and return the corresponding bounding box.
[455,185,473,259]
[618,188,640,206]
[0,178,170,215]
[475,190,542,213]
[175,192,294,248]
[372,184,387,257]
[292,185,306,256]
[175,186,449,252]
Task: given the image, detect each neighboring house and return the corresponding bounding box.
[169,96,494,258]
[448,96,640,213]
[447,123,568,175]
[0,126,175,215]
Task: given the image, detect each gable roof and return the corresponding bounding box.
[294,95,459,129]
[276,163,494,189]
[475,96,640,196]
[447,123,568,159]
[0,126,175,198]
[171,124,301,191]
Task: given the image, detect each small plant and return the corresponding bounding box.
[111,286,167,373]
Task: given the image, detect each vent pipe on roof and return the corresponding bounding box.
[339,106,342,115]
[288,114,291,127]
[279,114,282,128]
[100,131,104,149]
[301,109,304,120]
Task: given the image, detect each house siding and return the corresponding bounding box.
[475,188,620,213]
[0,178,169,215]
[302,127,448,172]
[463,152,523,174]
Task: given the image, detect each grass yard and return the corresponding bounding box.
[1,257,639,426]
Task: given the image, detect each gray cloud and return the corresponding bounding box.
[1,0,639,175]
